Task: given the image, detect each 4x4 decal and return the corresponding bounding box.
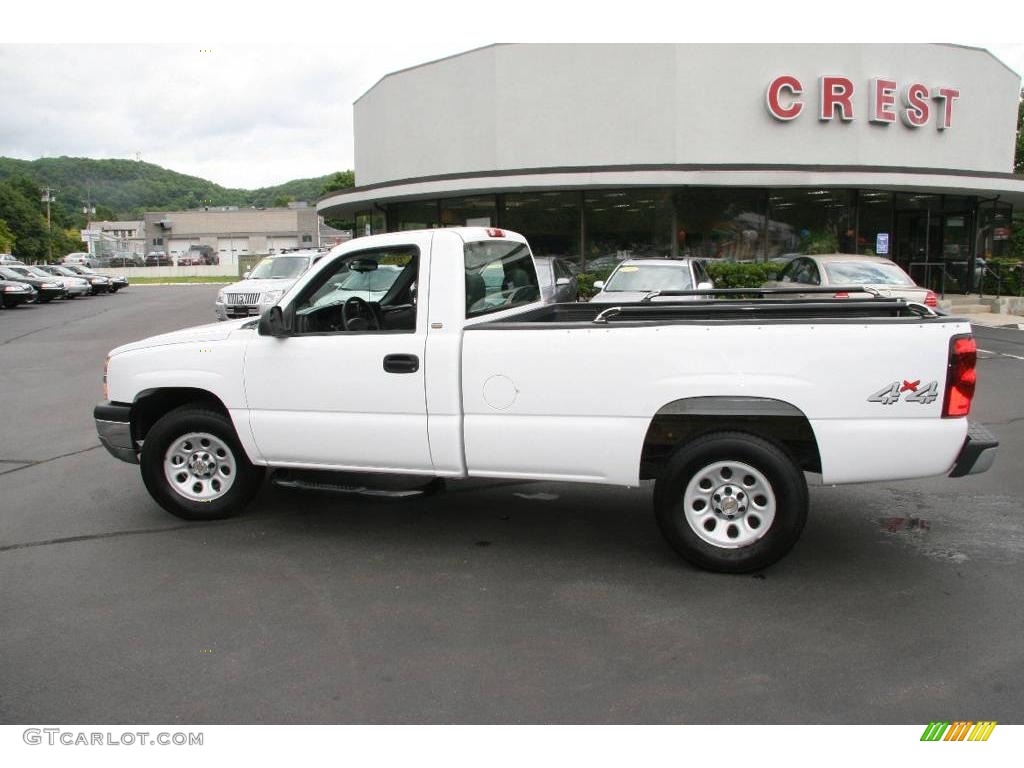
[868,380,939,405]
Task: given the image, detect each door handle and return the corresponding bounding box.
[383,354,419,374]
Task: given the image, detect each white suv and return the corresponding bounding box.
[215,250,327,321]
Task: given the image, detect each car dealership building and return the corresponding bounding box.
[318,43,1024,291]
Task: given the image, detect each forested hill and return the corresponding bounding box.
[0,156,354,261]
[0,156,350,219]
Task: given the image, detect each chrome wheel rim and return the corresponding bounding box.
[163,432,237,502]
[683,460,776,548]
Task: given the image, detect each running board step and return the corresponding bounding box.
[271,469,444,499]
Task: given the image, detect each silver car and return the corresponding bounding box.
[589,258,714,303]
[762,254,938,307]
[534,256,580,303]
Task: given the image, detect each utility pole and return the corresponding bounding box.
[83,182,97,260]
[41,187,56,262]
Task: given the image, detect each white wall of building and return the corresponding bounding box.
[354,44,1020,186]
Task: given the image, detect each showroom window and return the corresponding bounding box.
[441,195,497,228]
[501,191,581,266]
[856,190,893,257]
[766,189,855,258]
[584,189,673,271]
[389,200,439,231]
[675,188,766,262]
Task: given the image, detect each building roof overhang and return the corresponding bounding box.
[318,165,1024,218]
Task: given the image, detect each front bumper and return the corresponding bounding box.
[94,402,139,464]
[215,300,260,321]
[2,290,32,306]
[949,421,999,478]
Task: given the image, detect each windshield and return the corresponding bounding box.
[249,256,310,280]
[604,263,692,292]
[824,261,915,287]
[338,267,401,292]
[25,267,54,278]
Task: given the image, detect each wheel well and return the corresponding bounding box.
[640,397,821,480]
[131,388,229,443]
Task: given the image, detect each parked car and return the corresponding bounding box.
[101,255,144,268]
[0,265,65,302]
[215,250,326,320]
[5,265,90,298]
[37,264,111,295]
[589,258,714,303]
[94,227,996,574]
[145,252,173,267]
[66,264,128,292]
[762,254,938,307]
[0,279,33,307]
[0,253,25,266]
[179,246,219,266]
[534,256,580,303]
[64,252,100,268]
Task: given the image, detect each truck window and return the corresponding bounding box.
[464,240,540,317]
[292,247,419,334]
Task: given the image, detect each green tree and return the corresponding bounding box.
[0,218,14,253]
[321,170,355,195]
[0,177,50,261]
[272,194,293,208]
[1016,89,1024,174]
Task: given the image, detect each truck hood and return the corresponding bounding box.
[111,318,254,356]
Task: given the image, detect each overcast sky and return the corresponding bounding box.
[0,42,1021,190]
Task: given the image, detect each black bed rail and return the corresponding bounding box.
[590,295,939,325]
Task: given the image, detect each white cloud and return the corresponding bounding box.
[0,43,487,188]
[1,41,1020,190]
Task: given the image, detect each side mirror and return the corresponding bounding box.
[696,281,714,291]
[555,277,571,287]
[258,305,289,337]
[593,280,605,291]
[243,271,251,279]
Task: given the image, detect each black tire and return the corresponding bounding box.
[653,431,808,573]
[140,405,265,520]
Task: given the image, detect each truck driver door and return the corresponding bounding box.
[243,237,432,472]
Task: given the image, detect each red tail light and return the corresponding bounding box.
[924,290,938,308]
[832,291,850,299]
[486,228,506,238]
[942,334,976,418]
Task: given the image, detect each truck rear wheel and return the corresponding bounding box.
[654,431,807,573]
[140,405,265,520]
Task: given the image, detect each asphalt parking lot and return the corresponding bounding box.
[1,286,1022,724]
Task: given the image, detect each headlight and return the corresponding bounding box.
[217,288,227,302]
[260,289,285,308]
[4,285,24,292]
[42,282,59,289]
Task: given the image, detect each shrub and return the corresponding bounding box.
[705,261,780,289]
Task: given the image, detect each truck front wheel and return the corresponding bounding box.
[140,405,265,520]
[654,431,807,573]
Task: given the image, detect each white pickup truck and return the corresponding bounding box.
[95,227,997,572]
